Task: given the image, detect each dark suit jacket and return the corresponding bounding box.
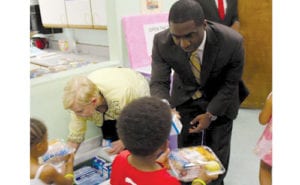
[150,21,249,120]
[195,0,239,26]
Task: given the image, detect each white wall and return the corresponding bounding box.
[50,28,109,47]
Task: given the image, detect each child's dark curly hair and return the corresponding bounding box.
[117,96,172,156]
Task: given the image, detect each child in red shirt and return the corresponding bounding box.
[110,97,217,185]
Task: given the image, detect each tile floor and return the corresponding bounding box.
[224,108,263,185]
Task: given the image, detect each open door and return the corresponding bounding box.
[239,0,272,108]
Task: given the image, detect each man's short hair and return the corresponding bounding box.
[169,0,205,26]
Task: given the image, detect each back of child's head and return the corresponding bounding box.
[30,118,47,147]
[117,96,172,156]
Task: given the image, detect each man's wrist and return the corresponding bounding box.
[206,112,217,121]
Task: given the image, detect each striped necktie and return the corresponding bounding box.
[190,50,201,84]
[190,51,203,99]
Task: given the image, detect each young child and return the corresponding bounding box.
[30,118,74,185]
[254,92,272,185]
[110,97,218,185]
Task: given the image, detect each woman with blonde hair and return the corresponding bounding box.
[63,67,150,154]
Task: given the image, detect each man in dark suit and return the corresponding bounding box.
[150,0,249,184]
[195,0,240,31]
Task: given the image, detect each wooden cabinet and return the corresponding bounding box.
[91,0,107,29]
[38,0,68,27]
[65,0,93,29]
[39,0,107,29]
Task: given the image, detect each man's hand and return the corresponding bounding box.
[189,113,212,133]
[107,139,125,155]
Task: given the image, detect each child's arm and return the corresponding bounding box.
[192,167,219,185]
[40,153,74,185]
[156,147,170,164]
[259,92,272,125]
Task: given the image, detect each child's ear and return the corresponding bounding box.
[36,140,48,152]
[36,142,43,152]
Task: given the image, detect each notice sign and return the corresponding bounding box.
[143,22,168,56]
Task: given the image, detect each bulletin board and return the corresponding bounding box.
[122,13,169,71]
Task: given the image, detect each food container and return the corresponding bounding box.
[168,145,225,182]
[40,139,75,173]
[40,139,75,164]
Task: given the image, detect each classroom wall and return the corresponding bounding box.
[107,0,177,67]
[50,28,109,47]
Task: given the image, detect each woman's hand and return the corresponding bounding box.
[171,108,181,119]
[107,139,125,155]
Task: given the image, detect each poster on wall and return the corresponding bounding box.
[141,0,162,14]
[122,13,169,75]
[122,13,168,69]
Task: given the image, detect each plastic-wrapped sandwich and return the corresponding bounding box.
[168,145,225,182]
[39,139,75,173]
